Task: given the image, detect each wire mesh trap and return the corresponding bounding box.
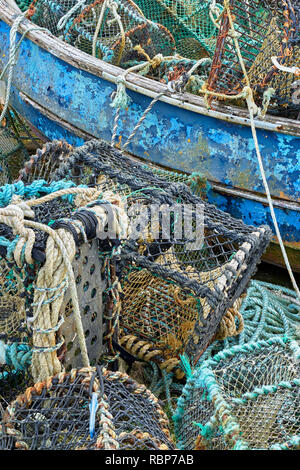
[206,0,300,117]
[173,336,300,450]
[0,366,176,450]
[18,139,273,379]
[0,177,128,386]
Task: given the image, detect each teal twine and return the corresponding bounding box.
[4,342,32,371]
[173,336,300,450]
[110,76,131,109]
[143,362,183,411]
[0,179,86,208]
[0,235,19,259]
[179,354,193,379]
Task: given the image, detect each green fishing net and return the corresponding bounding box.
[134,0,222,59]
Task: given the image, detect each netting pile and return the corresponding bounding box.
[0,176,128,388]
[174,336,300,450]
[18,139,272,379]
[0,367,176,449]
[27,0,176,66]
[13,0,299,117]
[207,0,300,117]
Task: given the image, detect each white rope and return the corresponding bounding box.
[92,0,109,57]
[271,56,300,76]
[209,0,222,30]
[57,0,87,31]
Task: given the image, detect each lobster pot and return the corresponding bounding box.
[0,178,126,383]
[134,0,222,59]
[0,367,175,450]
[20,139,270,377]
[0,106,41,185]
[206,0,299,116]
[27,0,176,66]
[0,341,32,412]
[173,337,300,450]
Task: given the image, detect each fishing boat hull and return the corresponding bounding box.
[0,0,299,270]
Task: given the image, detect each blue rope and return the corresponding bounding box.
[0,340,32,381]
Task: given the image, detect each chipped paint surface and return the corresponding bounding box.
[0,20,299,258]
[207,189,300,244]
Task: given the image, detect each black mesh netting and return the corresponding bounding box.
[0,367,176,449]
[18,139,272,377]
[26,0,176,66]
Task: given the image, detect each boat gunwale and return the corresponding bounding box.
[1,0,300,137]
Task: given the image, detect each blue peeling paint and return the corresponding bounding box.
[0,18,299,248]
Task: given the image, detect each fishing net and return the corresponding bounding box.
[27,0,176,66]
[174,336,300,450]
[206,0,300,116]
[0,177,128,384]
[134,0,223,59]
[200,280,300,361]
[18,139,272,379]
[0,106,41,185]
[0,366,175,449]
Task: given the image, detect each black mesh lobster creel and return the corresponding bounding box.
[206,0,299,117]
[0,367,176,450]
[0,366,33,416]
[27,0,176,67]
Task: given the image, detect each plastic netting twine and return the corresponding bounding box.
[174,336,300,450]
[18,139,272,380]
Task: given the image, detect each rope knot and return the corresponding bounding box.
[150,54,164,69]
[110,74,131,110]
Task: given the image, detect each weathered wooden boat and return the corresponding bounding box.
[0,0,299,270]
